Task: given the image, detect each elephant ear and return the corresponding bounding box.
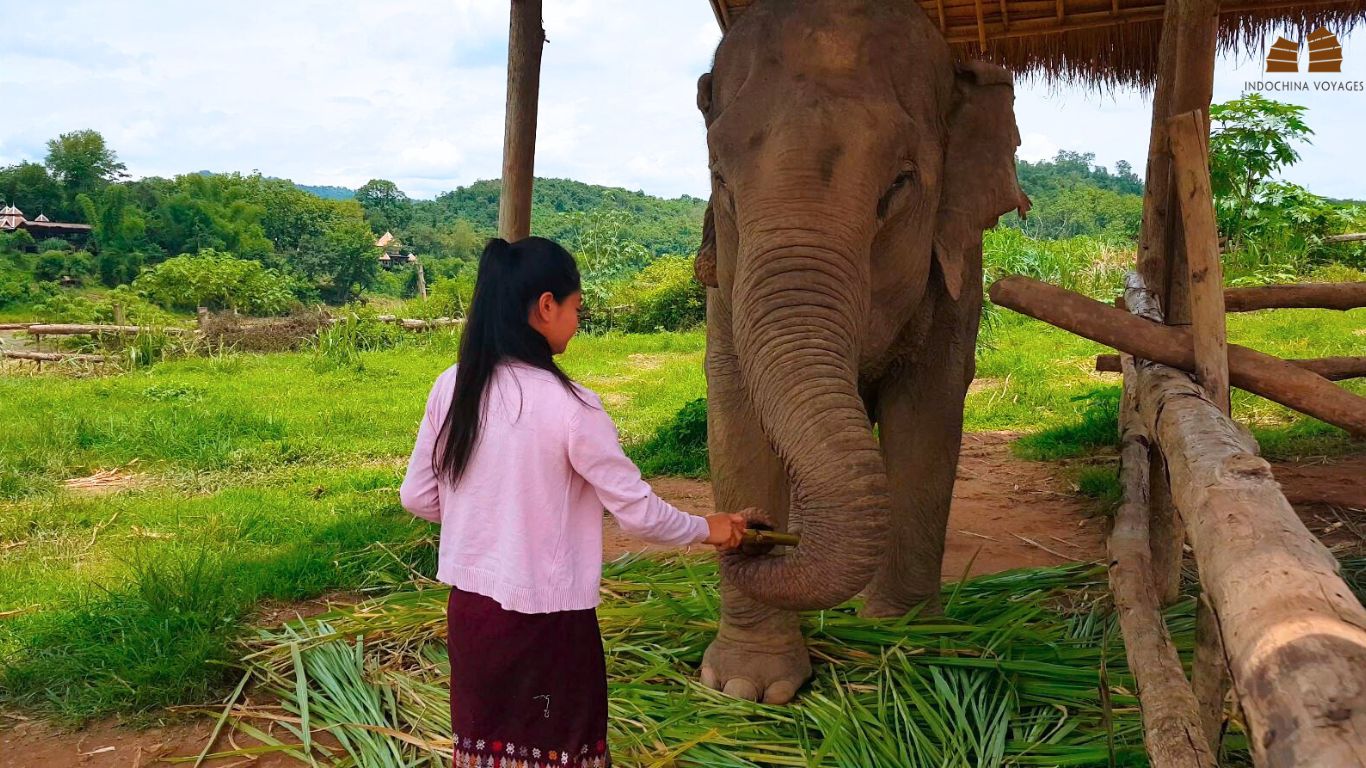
[933,59,1031,301]
[694,71,720,288]
[696,200,719,287]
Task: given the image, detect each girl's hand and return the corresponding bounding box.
[703,513,747,550]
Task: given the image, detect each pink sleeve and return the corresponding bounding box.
[399,374,446,523]
[568,398,710,547]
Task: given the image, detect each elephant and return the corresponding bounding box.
[693,0,1030,704]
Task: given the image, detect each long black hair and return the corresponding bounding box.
[435,236,583,484]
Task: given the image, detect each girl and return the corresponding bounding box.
[400,237,746,768]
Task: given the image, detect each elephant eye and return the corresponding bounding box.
[712,170,729,190]
[878,166,917,219]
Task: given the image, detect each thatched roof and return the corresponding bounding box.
[707,0,1366,87]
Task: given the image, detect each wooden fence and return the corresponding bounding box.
[989,105,1366,766]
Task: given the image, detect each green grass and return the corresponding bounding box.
[0,330,706,723]
[0,305,1359,725]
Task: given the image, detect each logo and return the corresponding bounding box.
[1247,26,1360,93]
[1264,27,1343,73]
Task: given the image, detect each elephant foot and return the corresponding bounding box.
[700,631,811,705]
[859,590,942,619]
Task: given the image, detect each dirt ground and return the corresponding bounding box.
[4,432,1361,768]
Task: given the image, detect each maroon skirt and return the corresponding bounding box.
[446,586,610,768]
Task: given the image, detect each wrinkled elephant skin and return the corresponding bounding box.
[695,0,1029,703]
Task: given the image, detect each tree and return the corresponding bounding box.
[45,130,127,204]
[298,218,378,304]
[1209,95,1313,248]
[355,179,412,235]
[0,162,66,219]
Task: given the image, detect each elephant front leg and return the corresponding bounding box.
[699,295,810,705]
[863,305,976,618]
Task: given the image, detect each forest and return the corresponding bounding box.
[2,94,1363,336]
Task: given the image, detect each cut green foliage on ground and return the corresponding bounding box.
[215,557,1243,768]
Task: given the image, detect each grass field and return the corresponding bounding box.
[0,309,1360,724]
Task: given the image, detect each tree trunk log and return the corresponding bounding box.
[987,275,1366,435]
[1224,282,1366,312]
[1323,233,1366,244]
[1131,358,1366,767]
[1118,282,1366,312]
[497,0,545,242]
[3,350,107,363]
[25,323,187,336]
[1097,354,1366,381]
[1111,354,1218,768]
[1168,108,1228,415]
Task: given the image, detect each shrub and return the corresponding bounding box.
[628,397,709,477]
[599,255,705,333]
[34,249,95,283]
[132,250,297,315]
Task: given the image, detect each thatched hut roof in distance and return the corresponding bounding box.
[707,0,1366,87]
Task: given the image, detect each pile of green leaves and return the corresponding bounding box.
[215,557,1251,767]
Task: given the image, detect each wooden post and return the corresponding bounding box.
[197,307,209,331]
[1168,109,1229,415]
[1111,356,1217,768]
[416,261,428,301]
[1131,358,1366,767]
[112,302,126,326]
[497,0,545,242]
[1136,0,1181,299]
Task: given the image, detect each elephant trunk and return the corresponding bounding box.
[723,232,891,611]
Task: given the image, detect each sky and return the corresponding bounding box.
[2,1,1363,201]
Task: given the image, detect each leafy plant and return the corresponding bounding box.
[132,250,297,315]
[629,397,709,477]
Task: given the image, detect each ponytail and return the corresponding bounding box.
[435,237,583,484]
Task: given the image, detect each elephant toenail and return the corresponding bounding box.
[722,678,760,701]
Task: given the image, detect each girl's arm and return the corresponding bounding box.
[399,379,445,523]
[568,398,710,547]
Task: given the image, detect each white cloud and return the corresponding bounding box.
[1,4,1361,200]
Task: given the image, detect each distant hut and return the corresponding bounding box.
[0,205,92,246]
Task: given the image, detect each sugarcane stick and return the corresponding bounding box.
[741,529,800,547]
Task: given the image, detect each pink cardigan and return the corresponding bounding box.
[399,361,710,613]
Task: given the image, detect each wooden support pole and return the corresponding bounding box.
[1130,358,1366,767]
[497,0,545,242]
[1136,0,1181,306]
[987,275,1366,435]
[1224,281,1366,312]
[1110,355,1217,768]
[1097,353,1366,381]
[1168,109,1228,415]
[1125,270,1189,607]
[1324,232,1366,244]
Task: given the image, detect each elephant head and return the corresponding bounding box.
[696,0,1028,611]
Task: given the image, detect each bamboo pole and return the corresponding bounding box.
[1130,357,1366,767]
[1168,109,1228,415]
[1097,354,1366,381]
[1111,354,1217,768]
[497,0,545,242]
[987,275,1366,435]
